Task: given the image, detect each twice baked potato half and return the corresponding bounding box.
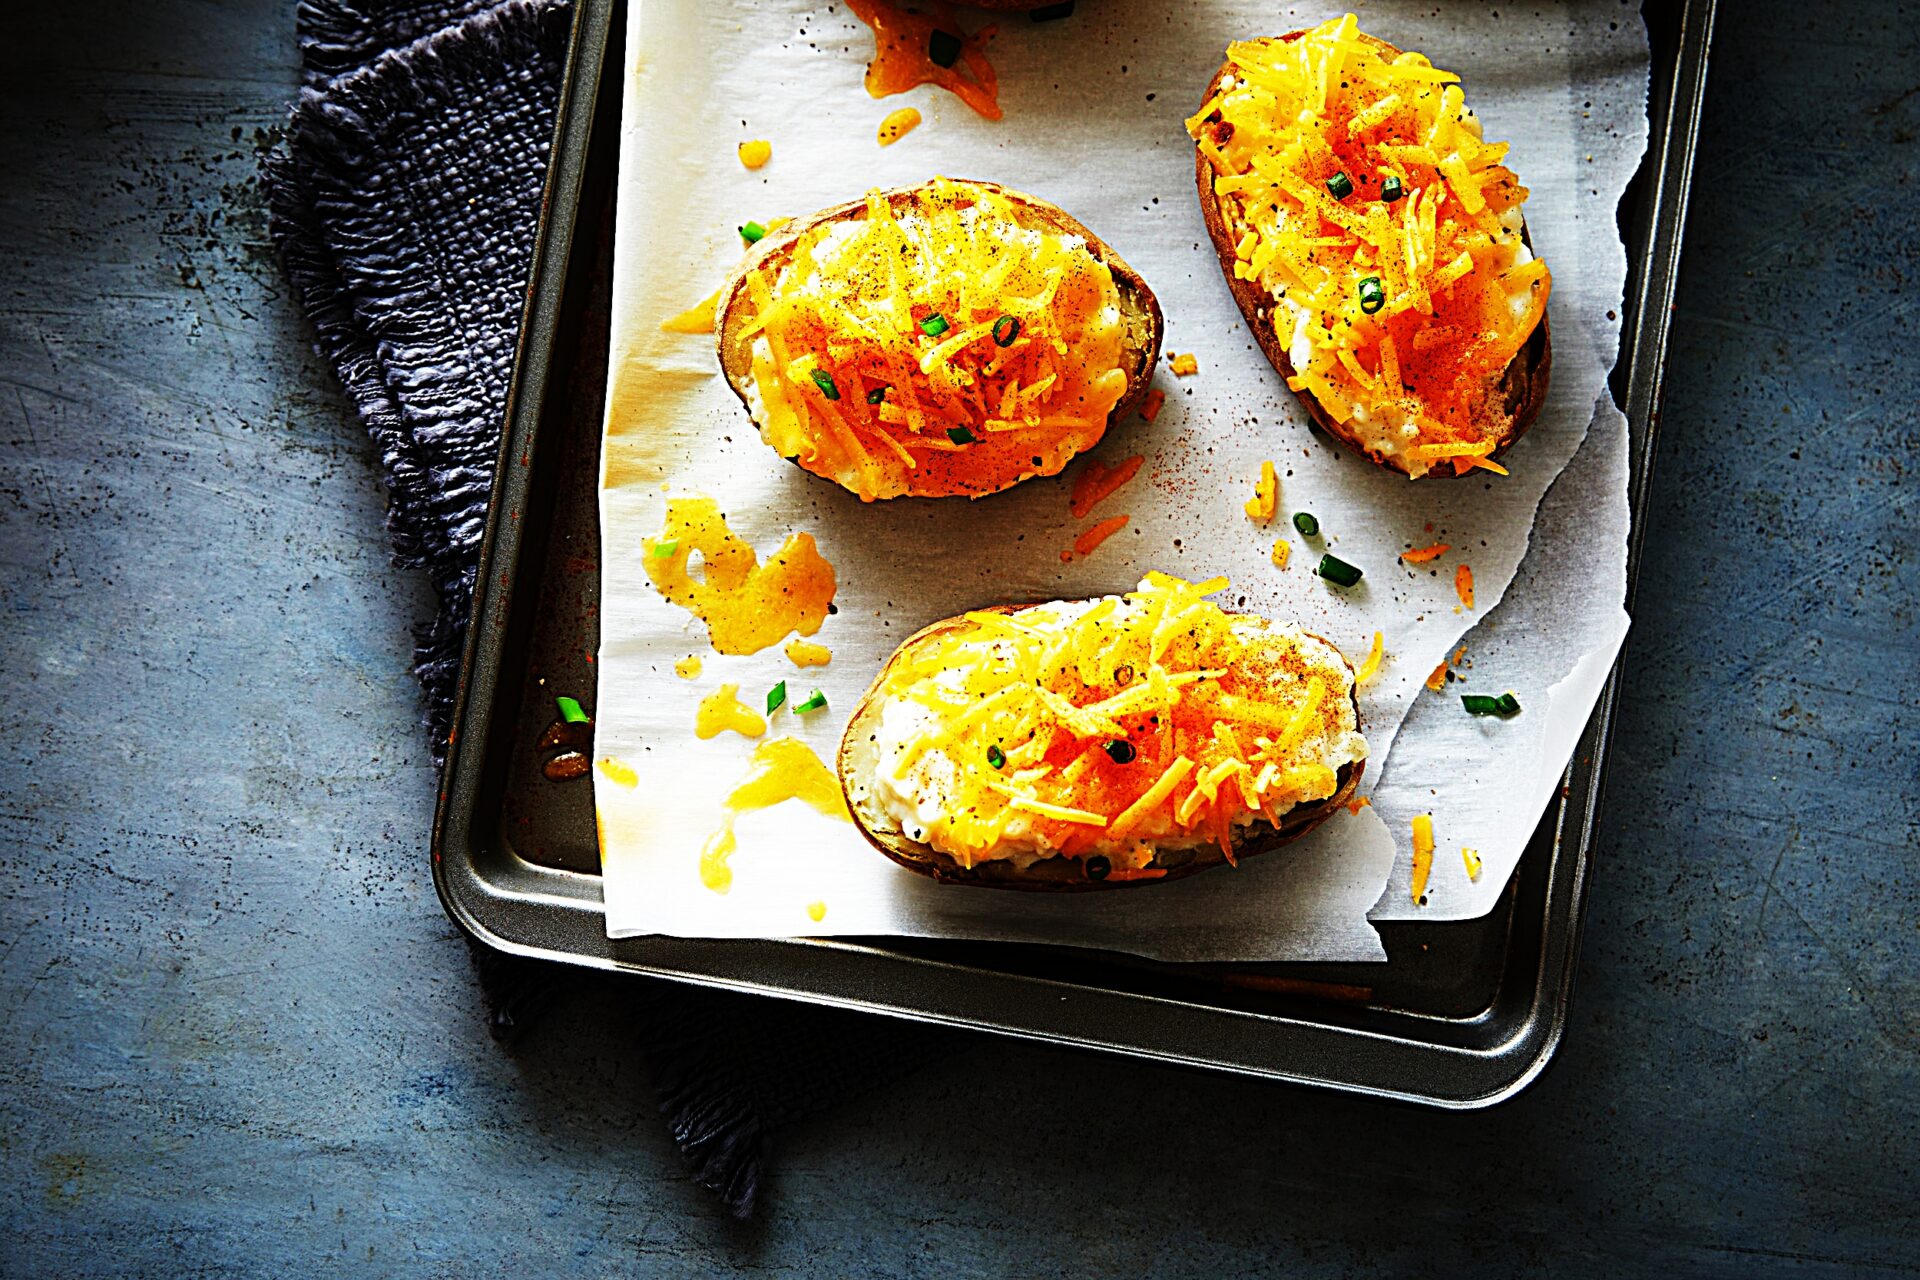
[718,177,1162,501]
[1188,16,1551,479]
[839,573,1367,891]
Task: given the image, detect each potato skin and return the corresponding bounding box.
[1192,33,1552,478]
[717,179,1163,500]
[837,605,1365,892]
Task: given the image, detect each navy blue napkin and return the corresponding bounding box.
[262,0,957,1216]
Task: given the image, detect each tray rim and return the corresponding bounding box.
[431,0,1717,1109]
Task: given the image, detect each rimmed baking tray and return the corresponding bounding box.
[432,0,1715,1105]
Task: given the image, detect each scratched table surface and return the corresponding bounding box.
[2,1,1916,1275]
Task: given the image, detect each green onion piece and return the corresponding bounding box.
[739,221,768,244]
[1326,171,1354,199]
[556,695,589,724]
[1316,554,1363,587]
[1462,692,1522,717]
[1358,276,1386,315]
[793,689,828,714]
[810,368,840,400]
[766,681,787,715]
[986,744,1006,770]
[1292,512,1319,537]
[992,315,1021,347]
[927,29,963,68]
[1381,175,1404,203]
[866,386,888,405]
[1102,739,1137,764]
[947,426,976,445]
[651,538,680,559]
[919,313,950,337]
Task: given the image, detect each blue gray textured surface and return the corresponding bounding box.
[1,1,1916,1276]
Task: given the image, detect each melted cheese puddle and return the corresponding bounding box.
[848,0,1001,120]
[695,683,767,740]
[644,496,835,654]
[699,737,852,893]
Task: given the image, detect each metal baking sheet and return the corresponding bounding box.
[432,0,1715,1105]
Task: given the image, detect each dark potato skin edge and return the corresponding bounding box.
[717,179,1165,498]
[1192,34,1552,479]
[837,605,1366,892]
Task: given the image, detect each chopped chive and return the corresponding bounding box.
[927,29,963,68]
[1381,175,1404,203]
[766,681,787,714]
[1358,276,1386,315]
[1462,692,1522,717]
[1102,739,1137,764]
[1316,554,1363,587]
[947,426,976,445]
[793,689,828,714]
[810,368,840,400]
[556,695,589,724]
[986,744,1006,770]
[919,312,950,337]
[1028,0,1075,19]
[1326,170,1354,199]
[1292,512,1319,537]
[739,220,768,244]
[651,538,680,558]
[992,315,1021,347]
[866,386,889,405]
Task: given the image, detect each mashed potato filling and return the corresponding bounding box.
[867,573,1368,874]
[733,178,1130,500]
[1189,14,1551,477]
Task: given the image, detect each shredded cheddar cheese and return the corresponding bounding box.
[1169,352,1199,377]
[876,107,921,146]
[1400,542,1450,563]
[737,139,772,170]
[661,288,721,334]
[785,639,832,667]
[597,757,639,788]
[1411,813,1434,903]
[1188,15,1550,477]
[864,574,1367,872]
[1455,562,1476,609]
[674,655,704,679]
[1070,453,1144,520]
[1425,658,1449,692]
[1243,459,1279,522]
[1355,631,1385,685]
[1462,846,1482,880]
[1071,514,1130,558]
[1139,388,1167,422]
[1271,538,1291,569]
[732,179,1130,501]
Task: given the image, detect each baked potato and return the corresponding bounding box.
[717,177,1162,501]
[1188,16,1551,479]
[838,573,1367,891]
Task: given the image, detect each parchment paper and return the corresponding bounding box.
[594,0,1648,959]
